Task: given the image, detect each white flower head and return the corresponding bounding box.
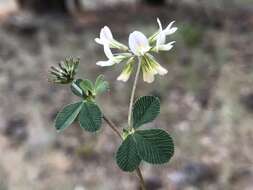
[129,31,151,56]
[95,19,177,83]
[157,18,177,36]
[164,20,178,36]
[95,26,128,50]
[117,57,135,82]
[96,44,131,67]
[156,18,166,51]
[141,54,168,83]
[95,26,113,45]
[96,44,115,66]
[155,18,177,52]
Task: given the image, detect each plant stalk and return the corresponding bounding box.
[128,56,146,190]
[103,115,123,140]
[103,115,146,190]
[136,167,146,190]
[128,56,142,128]
[103,56,146,190]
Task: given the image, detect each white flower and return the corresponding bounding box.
[96,44,115,66]
[156,18,166,48]
[157,41,176,51]
[96,45,131,67]
[141,54,168,83]
[142,65,157,83]
[117,57,135,82]
[95,26,128,50]
[95,19,177,83]
[95,26,113,45]
[157,18,177,36]
[129,31,151,56]
[155,18,177,52]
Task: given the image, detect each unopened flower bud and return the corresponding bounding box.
[49,57,79,84]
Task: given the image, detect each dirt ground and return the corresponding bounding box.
[0,1,253,190]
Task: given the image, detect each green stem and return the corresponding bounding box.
[128,56,142,128]
[102,114,146,190]
[127,56,146,190]
[136,167,146,190]
[102,56,146,190]
[103,115,123,140]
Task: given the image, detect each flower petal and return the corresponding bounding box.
[117,73,130,82]
[129,31,150,56]
[117,57,135,82]
[141,56,158,83]
[156,18,166,48]
[96,60,115,67]
[143,70,155,83]
[100,26,113,42]
[158,41,175,51]
[157,18,163,31]
[95,38,103,45]
[145,54,168,75]
[155,63,168,75]
[103,45,114,60]
[165,21,178,35]
[156,32,166,50]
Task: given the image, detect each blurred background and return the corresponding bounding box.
[0,0,253,190]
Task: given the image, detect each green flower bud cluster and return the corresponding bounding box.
[49,57,79,84]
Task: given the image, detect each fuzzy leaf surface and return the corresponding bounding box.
[133,96,160,129]
[80,79,94,93]
[116,134,141,172]
[134,129,174,164]
[55,101,83,131]
[78,102,102,132]
[95,75,109,95]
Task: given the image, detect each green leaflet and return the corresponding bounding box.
[133,96,160,129]
[95,75,109,95]
[71,79,94,98]
[116,134,141,172]
[71,76,109,99]
[78,102,102,132]
[81,79,94,93]
[71,79,88,98]
[55,101,83,131]
[133,129,174,164]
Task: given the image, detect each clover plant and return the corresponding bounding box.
[49,18,177,190]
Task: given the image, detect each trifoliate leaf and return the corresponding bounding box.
[116,134,141,172]
[78,102,102,132]
[134,129,174,164]
[55,101,83,131]
[95,75,109,95]
[133,96,160,129]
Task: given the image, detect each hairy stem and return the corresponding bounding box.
[128,56,146,190]
[102,57,146,190]
[103,115,123,140]
[103,115,146,190]
[136,167,146,190]
[128,56,142,127]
